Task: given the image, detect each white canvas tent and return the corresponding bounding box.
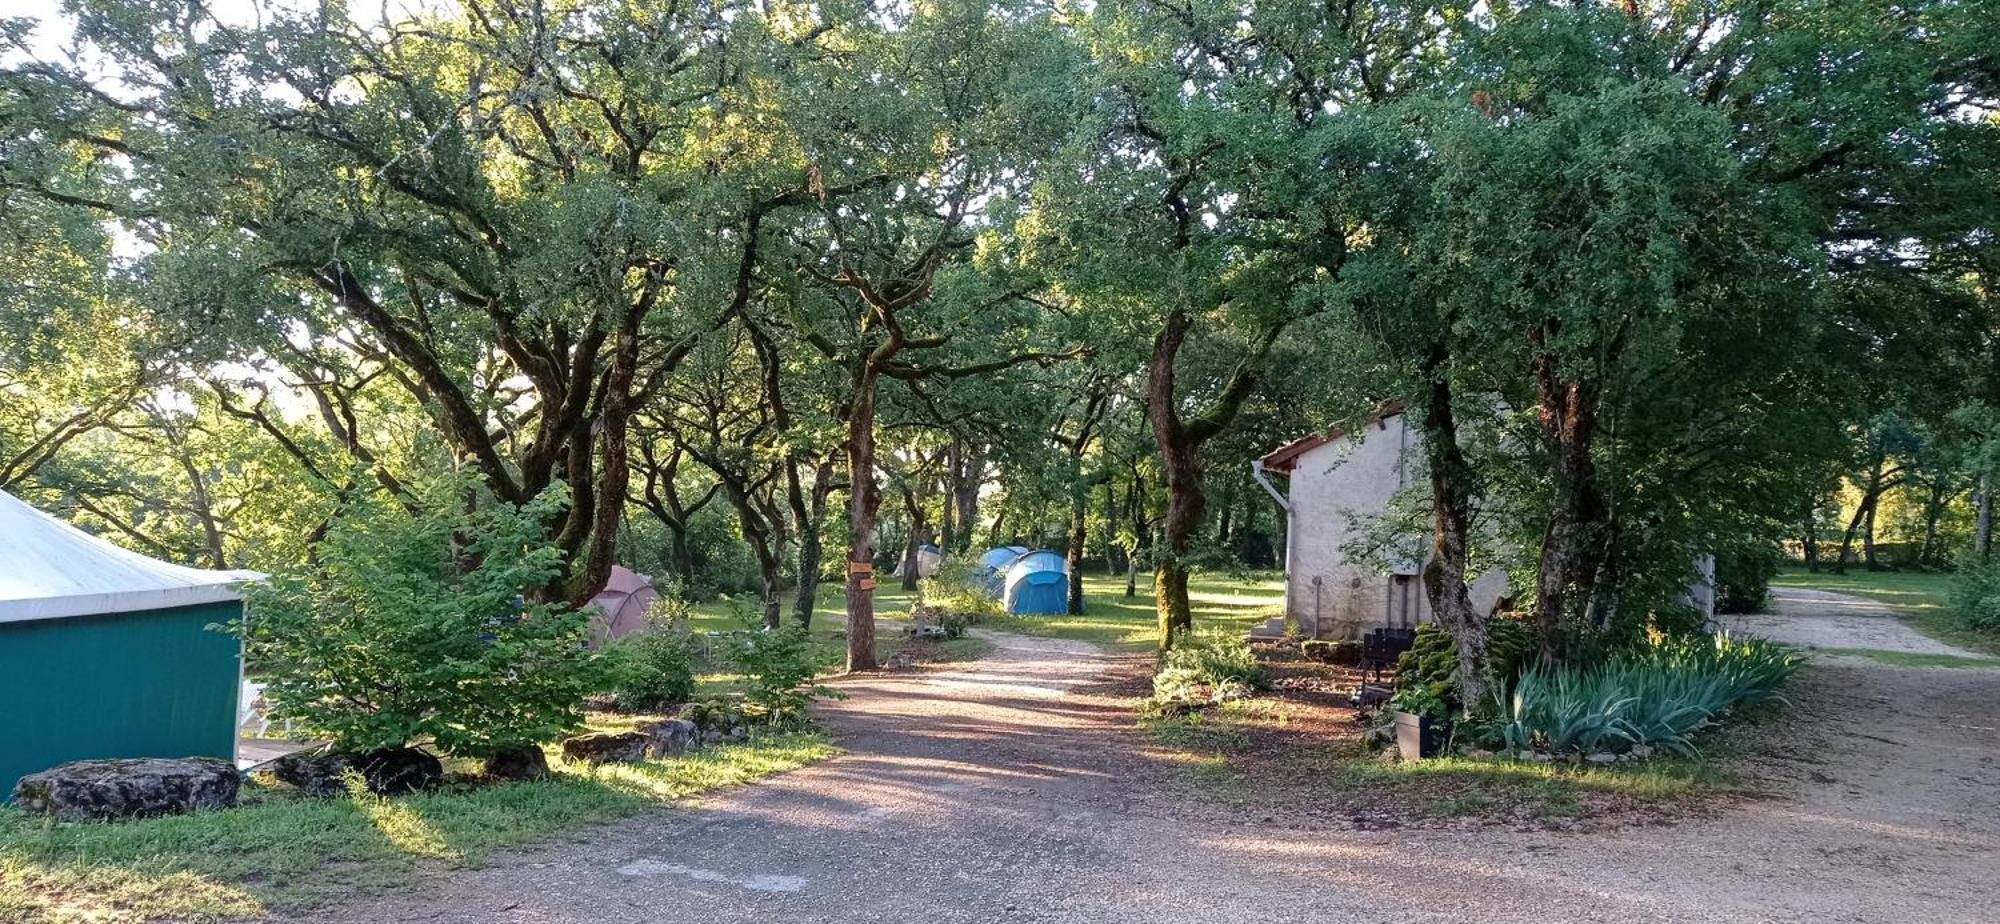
[0,490,262,623]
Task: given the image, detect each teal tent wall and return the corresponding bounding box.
[0,600,240,797]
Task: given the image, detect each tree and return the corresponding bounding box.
[2,0,816,603]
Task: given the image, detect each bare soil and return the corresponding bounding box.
[281,591,2000,924]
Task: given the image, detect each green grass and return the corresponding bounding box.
[687,569,1283,656]
[1336,753,1731,819]
[995,571,1283,651]
[1770,565,1953,611]
[1771,565,2000,656]
[0,730,834,924]
[1812,647,2000,669]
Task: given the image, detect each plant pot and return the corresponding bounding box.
[1392,710,1448,761]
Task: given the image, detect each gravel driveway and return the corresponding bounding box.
[286,598,2000,924]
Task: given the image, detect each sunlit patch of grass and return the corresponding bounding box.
[0,733,835,924]
[1000,571,1284,651]
[1338,753,1728,819]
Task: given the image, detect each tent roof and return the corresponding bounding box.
[0,490,262,624]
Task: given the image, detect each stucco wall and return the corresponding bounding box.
[1282,415,1509,639]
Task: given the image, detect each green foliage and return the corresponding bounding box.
[599,628,698,712]
[1951,560,2000,634]
[921,556,1003,622]
[236,476,597,757]
[1494,633,1802,758]
[725,627,846,726]
[1715,548,1780,615]
[1149,629,1266,713]
[1395,619,1537,707]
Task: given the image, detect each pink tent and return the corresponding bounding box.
[585,566,661,648]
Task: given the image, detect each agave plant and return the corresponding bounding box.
[1494,631,1802,759]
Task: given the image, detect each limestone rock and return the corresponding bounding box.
[12,757,240,821]
[636,719,701,758]
[484,745,552,781]
[561,731,649,765]
[272,746,443,796]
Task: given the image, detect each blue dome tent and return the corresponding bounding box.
[978,546,1031,572]
[1002,550,1070,615]
[977,546,1032,594]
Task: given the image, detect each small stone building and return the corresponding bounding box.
[1250,404,1509,640]
[1252,404,1714,640]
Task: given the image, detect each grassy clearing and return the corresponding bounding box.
[997,571,1282,651]
[1770,566,1952,611]
[1771,566,2000,656]
[0,731,834,924]
[688,569,1281,656]
[1814,647,2000,669]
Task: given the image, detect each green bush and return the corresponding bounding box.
[1149,629,1266,712]
[1952,559,2000,633]
[1715,547,1780,615]
[726,627,845,726]
[922,556,1003,622]
[1494,632,1801,757]
[601,628,698,711]
[236,475,597,758]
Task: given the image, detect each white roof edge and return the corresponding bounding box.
[0,573,264,625]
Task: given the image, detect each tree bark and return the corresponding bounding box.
[1527,329,1609,662]
[1067,487,1089,615]
[844,365,883,672]
[1801,499,1821,572]
[1978,474,1993,564]
[1416,344,1491,706]
[789,456,836,628]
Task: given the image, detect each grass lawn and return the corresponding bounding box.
[997,571,1283,651]
[687,569,1283,658]
[0,726,834,924]
[1769,566,2000,656]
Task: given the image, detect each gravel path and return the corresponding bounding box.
[285,601,2000,924]
[1722,586,1987,656]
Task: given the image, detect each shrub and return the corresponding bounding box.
[1952,559,2000,633]
[1149,629,1266,713]
[236,476,597,759]
[1714,547,1780,615]
[601,628,698,711]
[922,556,1003,622]
[1494,632,1801,758]
[726,627,845,726]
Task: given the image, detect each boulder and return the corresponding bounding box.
[272,746,443,797]
[637,719,700,758]
[561,732,649,765]
[12,757,239,821]
[484,745,552,781]
[678,701,751,744]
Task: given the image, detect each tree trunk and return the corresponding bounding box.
[1101,480,1120,576]
[1067,487,1088,615]
[1801,499,1821,573]
[789,456,835,629]
[1527,334,1607,662]
[1918,477,1949,568]
[1150,424,1203,650]
[1416,344,1491,706]
[1977,474,1993,564]
[844,368,882,672]
[1862,496,1881,571]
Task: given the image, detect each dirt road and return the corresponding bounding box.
[288,593,2000,923]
